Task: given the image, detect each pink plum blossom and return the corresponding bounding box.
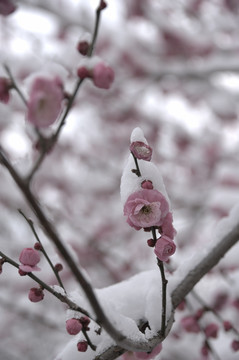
[19,248,41,273]
[0,77,12,103]
[124,189,169,230]
[66,318,82,335]
[180,315,200,333]
[154,235,176,262]
[27,76,64,128]
[92,62,114,89]
[130,141,152,161]
[28,287,44,302]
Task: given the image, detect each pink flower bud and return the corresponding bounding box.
[18,269,27,276]
[77,66,90,79]
[181,315,200,333]
[223,320,232,331]
[147,238,156,247]
[28,287,44,302]
[79,316,90,330]
[66,318,82,335]
[141,180,153,190]
[77,340,88,352]
[231,340,239,352]
[0,0,17,16]
[98,0,107,10]
[27,76,64,128]
[19,248,41,273]
[92,63,114,89]
[0,77,12,103]
[34,242,43,251]
[154,235,176,262]
[130,141,152,161]
[55,263,63,272]
[77,41,89,56]
[204,323,219,338]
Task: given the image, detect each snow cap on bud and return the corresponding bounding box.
[154,235,176,262]
[66,318,82,335]
[92,62,114,89]
[0,77,12,103]
[27,76,64,128]
[28,287,44,302]
[77,340,88,352]
[19,248,41,273]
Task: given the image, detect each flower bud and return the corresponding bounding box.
[204,323,219,338]
[77,340,88,352]
[130,141,152,161]
[232,340,239,352]
[223,320,232,331]
[92,63,114,89]
[77,41,89,56]
[28,287,44,302]
[66,318,82,335]
[79,316,90,330]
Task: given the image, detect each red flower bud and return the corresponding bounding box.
[77,340,88,352]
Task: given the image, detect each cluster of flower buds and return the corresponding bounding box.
[66,316,91,352]
[77,62,114,90]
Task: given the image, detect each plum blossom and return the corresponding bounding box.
[161,212,176,239]
[27,76,64,128]
[180,315,200,333]
[124,189,169,230]
[154,235,176,262]
[232,340,239,352]
[92,62,114,89]
[19,248,41,273]
[130,141,152,161]
[28,287,44,302]
[66,318,82,335]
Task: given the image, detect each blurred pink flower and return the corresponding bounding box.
[28,287,44,302]
[92,63,114,89]
[66,318,82,335]
[180,315,200,333]
[0,77,12,103]
[0,0,17,16]
[154,235,176,262]
[130,141,152,161]
[204,323,219,338]
[27,76,64,128]
[19,247,41,272]
[124,189,169,230]
[161,212,176,239]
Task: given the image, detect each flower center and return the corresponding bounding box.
[141,205,152,214]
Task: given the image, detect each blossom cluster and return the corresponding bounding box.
[123,130,176,262]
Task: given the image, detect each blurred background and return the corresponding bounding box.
[1,1,239,359]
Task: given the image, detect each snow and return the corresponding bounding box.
[56,268,173,359]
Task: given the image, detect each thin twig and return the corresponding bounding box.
[131,152,141,177]
[0,250,90,317]
[152,227,168,336]
[3,64,28,105]
[18,209,66,291]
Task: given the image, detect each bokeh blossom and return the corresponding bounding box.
[27,76,64,128]
[92,62,114,89]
